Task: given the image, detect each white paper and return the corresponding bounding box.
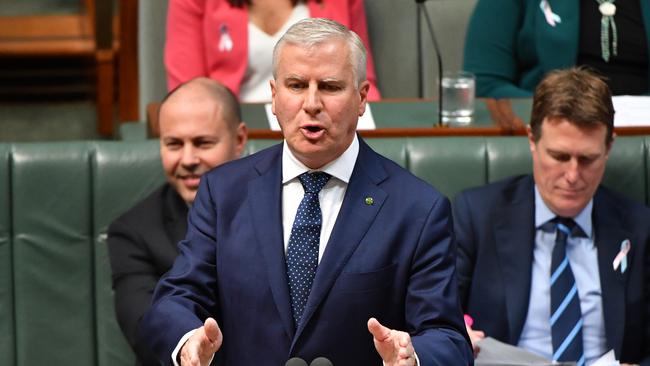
[264,103,376,131]
[265,103,281,131]
[590,349,619,366]
[475,337,571,366]
[612,96,650,127]
[475,337,619,366]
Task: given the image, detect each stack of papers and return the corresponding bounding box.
[475,337,619,366]
[612,96,650,127]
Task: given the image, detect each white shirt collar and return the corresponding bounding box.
[282,134,359,184]
[534,185,593,238]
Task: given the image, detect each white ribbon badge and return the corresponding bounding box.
[539,0,562,27]
[218,24,233,52]
[612,239,631,273]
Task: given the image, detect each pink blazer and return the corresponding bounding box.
[165,0,381,100]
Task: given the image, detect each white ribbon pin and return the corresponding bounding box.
[612,239,631,273]
[218,24,233,52]
[539,0,562,27]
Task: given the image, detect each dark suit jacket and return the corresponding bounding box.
[108,183,188,366]
[453,175,650,365]
[140,139,473,366]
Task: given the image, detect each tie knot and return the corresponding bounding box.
[553,217,586,238]
[299,172,331,194]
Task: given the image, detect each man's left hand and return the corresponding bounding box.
[367,317,416,366]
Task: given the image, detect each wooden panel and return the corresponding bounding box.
[0,15,92,38]
[118,0,139,122]
[0,14,95,56]
[0,1,119,137]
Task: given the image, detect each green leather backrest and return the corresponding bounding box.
[409,137,487,199]
[0,144,12,366]
[486,137,532,183]
[93,140,164,366]
[12,142,95,365]
[366,138,408,168]
[602,136,648,204]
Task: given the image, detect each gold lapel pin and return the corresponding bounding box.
[365,197,374,205]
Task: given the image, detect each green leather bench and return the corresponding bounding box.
[1,136,648,366]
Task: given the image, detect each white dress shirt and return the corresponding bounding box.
[281,135,358,259]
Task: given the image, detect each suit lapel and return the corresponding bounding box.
[494,176,536,344]
[593,189,632,356]
[248,146,295,340]
[293,140,388,342]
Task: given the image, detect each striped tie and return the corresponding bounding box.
[550,217,585,366]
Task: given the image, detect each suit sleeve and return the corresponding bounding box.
[346,0,381,100]
[165,0,208,90]
[463,0,533,98]
[407,195,474,364]
[138,177,220,365]
[107,218,164,365]
[451,191,478,309]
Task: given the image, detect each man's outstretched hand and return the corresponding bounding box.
[179,317,223,366]
[367,317,416,366]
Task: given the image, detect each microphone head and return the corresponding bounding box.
[285,357,308,366]
[310,357,333,366]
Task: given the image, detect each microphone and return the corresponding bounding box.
[285,357,308,366]
[415,0,444,126]
[310,357,333,366]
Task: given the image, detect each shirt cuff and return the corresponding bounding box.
[171,329,215,366]
[172,330,195,366]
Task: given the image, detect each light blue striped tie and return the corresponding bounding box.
[550,217,585,366]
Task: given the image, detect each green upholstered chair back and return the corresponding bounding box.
[0,144,11,366]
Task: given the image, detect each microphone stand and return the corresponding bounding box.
[415,0,444,126]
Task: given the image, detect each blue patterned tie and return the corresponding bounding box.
[550,217,585,365]
[286,172,330,327]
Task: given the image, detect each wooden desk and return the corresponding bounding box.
[145,98,650,139]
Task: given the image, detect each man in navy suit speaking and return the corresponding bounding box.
[139,18,472,366]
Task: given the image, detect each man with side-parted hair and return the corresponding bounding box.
[140,18,472,366]
[455,67,650,366]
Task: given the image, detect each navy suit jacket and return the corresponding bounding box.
[453,175,650,365]
[140,139,472,366]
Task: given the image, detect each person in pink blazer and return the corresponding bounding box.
[165,0,382,101]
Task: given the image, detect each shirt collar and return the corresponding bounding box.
[282,134,359,184]
[534,185,593,238]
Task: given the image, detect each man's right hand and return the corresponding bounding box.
[179,317,223,366]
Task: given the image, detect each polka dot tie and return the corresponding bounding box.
[286,172,331,327]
